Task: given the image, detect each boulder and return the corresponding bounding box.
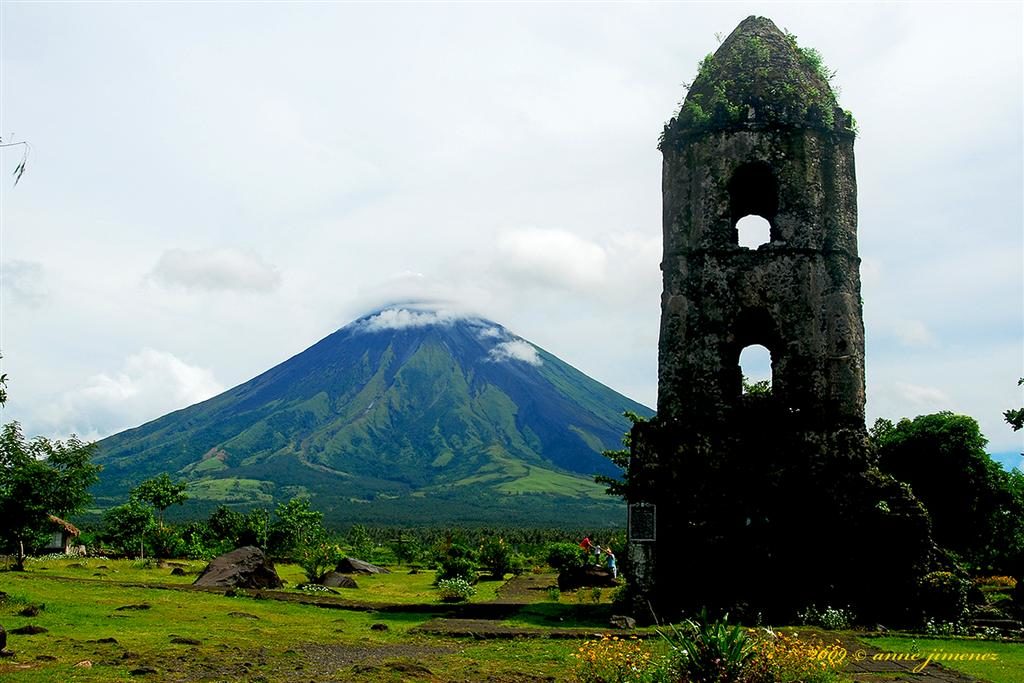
[193,546,282,589]
[557,565,618,591]
[335,557,390,575]
[609,615,637,629]
[319,571,359,589]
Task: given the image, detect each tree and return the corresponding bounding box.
[0,422,100,569]
[1005,378,1024,432]
[103,499,155,558]
[345,524,373,560]
[872,412,1024,572]
[130,473,188,526]
[268,497,336,582]
[241,508,270,549]
[596,410,649,499]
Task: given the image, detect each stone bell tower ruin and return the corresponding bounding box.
[627,16,934,622]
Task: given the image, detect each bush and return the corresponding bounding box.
[796,605,855,630]
[918,570,971,624]
[546,542,586,572]
[661,609,755,683]
[974,575,1017,589]
[298,540,343,583]
[437,577,476,602]
[436,542,479,582]
[747,629,846,683]
[146,525,185,559]
[480,537,525,578]
[572,635,666,683]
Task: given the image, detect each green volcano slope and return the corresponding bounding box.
[93,307,653,525]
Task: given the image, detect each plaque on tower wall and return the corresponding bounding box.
[628,503,656,542]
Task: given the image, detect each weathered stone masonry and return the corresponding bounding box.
[627,16,934,622]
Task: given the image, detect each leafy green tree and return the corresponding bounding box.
[346,524,373,560]
[0,422,100,569]
[103,499,155,559]
[269,497,324,557]
[242,508,271,549]
[267,497,338,582]
[742,376,772,396]
[207,505,245,545]
[145,524,185,559]
[480,536,525,579]
[1005,378,1024,432]
[545,542,586,572]
[596,410,648,498]
[435,542,478,583]
[390,531,419,566]
[872,412,1024,572]
[296,528,342,583]
[130,473,188,526]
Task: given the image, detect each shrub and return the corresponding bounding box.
[145,525,185,559]
[924,618,967,636]
[546,586,561,602]
[661,609,755,683]
[747,629,845,683]
[298,540,343,583]
[437,577,476,602]
[480,537,515,578]
[918,570,971,623]
[796,605,855,630]
[975,575,1017,589]
[546,542,586,572]
[571,635,665,683]
[436,542,479,582]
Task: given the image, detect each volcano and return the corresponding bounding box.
[93,306,653,525]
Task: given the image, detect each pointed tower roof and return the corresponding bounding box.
[662,16,853,145]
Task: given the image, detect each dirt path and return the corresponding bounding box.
[493,572,558,605]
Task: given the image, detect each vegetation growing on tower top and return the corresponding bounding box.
[661,18,856,148]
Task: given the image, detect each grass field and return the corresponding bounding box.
[0,562,571,682]
[4,557,1024,682]
[865,635,1024,683]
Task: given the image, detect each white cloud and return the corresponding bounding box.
[1,260,48,306]
[893,382,951,409]
[477,326,504,340]
[1,4,1019,458]
[356,307,462,332]
[893,319,935,347]
[149,248,281,293]
[43,349,223,439]
[488,340,543,366]
[496,228,608,291]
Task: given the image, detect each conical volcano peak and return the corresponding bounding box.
[662,16,854,144]
[92,306,653,526]
[349,305,540,365]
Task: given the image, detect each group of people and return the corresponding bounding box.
[579,536,617,579]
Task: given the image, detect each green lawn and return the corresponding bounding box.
[8,557,1024,683]
[14,557,503,605]
[865,635,1024,683]
[0,570,565,681]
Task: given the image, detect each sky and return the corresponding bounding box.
[1,2,1021,467]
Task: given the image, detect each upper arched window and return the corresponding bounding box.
[727,162,778,248]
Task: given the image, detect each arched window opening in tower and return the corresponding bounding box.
[737,215,771,249]
[728,161,778,247]
[739,344,772,395]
